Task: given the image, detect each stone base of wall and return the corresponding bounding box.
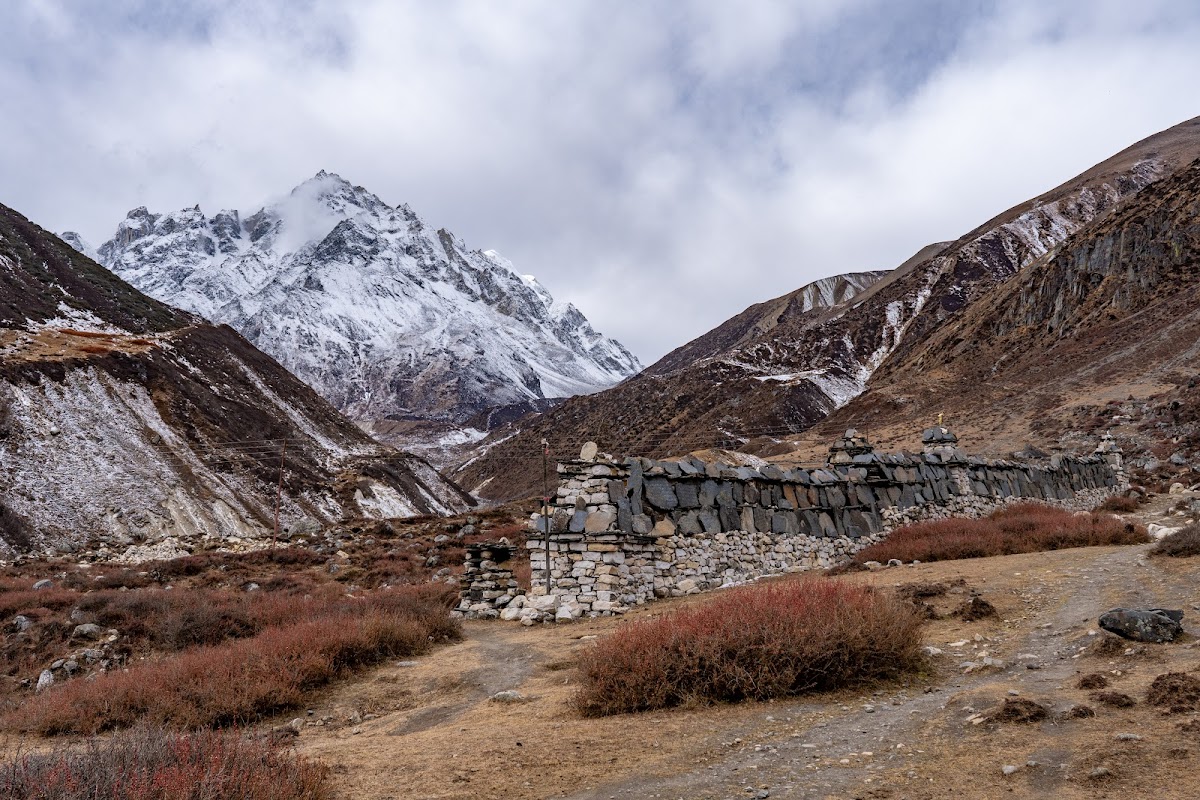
[881,486,1116,529]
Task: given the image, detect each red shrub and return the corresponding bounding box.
[850,503,1148,566]
[574,578,924,716]
[4,586,460,735]
[1096,495,1139,513]
[0,725,330,799]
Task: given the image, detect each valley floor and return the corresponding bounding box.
[290,493,1200,800]
[2,497,1197,799]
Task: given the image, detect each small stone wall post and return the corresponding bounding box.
[1095,432,1129,488]
[456,541,522,619]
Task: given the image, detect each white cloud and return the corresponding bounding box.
[2,0,1198,364]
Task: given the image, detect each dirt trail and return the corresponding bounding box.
[562,544,1168,800]
[298,497,1200,800]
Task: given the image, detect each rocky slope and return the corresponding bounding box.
[804,151,1200,469]
[0,202,473,560]
[72,173,641,437]
[458,115,1200,502]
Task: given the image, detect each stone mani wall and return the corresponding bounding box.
[457,430,1126,621]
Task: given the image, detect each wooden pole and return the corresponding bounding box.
[272,439,287,549]
[542,439,550,592]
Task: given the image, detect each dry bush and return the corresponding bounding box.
[1091,691,1136,708]
[1096,495,1139,513]
[1077,673,1109,690]
[952,596,997,621]
[1151,524,1200,558]
[986,698,1048,724]
[4,586,460,735]
[850,503,1149,566]
[573,578,924,717]
[0,724,330,799]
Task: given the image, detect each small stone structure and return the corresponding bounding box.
[457,428,1126,621]
[456,541,521,619]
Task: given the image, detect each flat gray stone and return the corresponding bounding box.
[644,478,679,511]
[675,482,700,508]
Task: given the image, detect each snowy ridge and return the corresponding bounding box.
[791,272,884,314]
[716,162,1164,417]
[75,172,642,423]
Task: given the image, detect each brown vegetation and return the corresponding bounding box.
[573,579,924,716]
[0,724,330,799]
[1146,672,1200,713]
[1097,495,1140,513]
[847,503,1148,566]
[59,328,120,339]
[0,518,531,736]
[1151,524,1200,557]
[3,586,459,735]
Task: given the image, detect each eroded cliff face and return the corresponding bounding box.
[0,203,472,560]
[806,158,1200,463]
[456,118,1200,503]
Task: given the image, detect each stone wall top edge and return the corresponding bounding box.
[555,451,1111,484]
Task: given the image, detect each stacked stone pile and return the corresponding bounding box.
[456,541,522,620]
[827,428,874,464]
[922,425,963,460]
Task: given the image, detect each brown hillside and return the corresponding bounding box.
[457,116,1200,502]
[803,156,1200,467]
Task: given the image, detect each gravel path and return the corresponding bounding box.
[563,537,1187,800]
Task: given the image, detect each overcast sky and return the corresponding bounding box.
[4,0,1199,364]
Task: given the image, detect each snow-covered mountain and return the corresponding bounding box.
[0,201,473,560]
[72,172,641,426]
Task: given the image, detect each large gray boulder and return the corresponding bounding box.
[1098,608,1183,643]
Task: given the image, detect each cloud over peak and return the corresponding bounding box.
[4,0,1199,361]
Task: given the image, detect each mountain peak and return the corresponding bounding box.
[86,176,644,430]
[291,170,359,199]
